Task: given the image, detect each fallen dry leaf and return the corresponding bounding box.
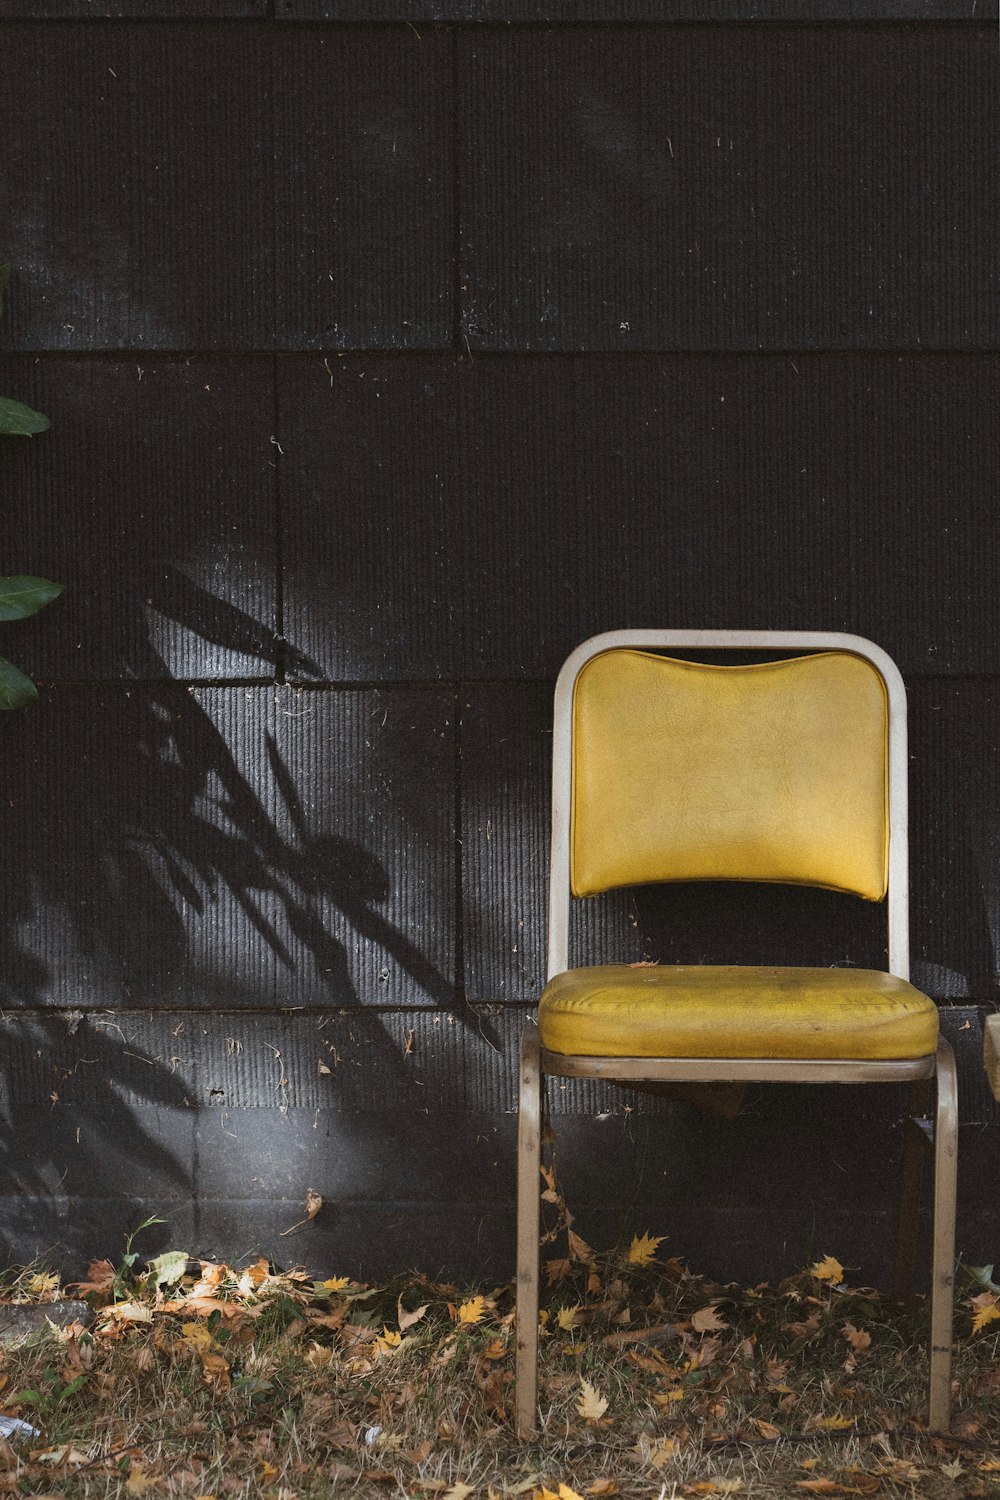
[126,1466,159,1496]
[586,1483,617,1496]
[628,1232,666,1267]
[755,1419,781,1440]
[842,1321,871,1352]
[691,1304,728,1334]
[556,1304,581,1332]
[458,1297,486,1326]
[810,1256,845,1285]
[397,1297,428,1332]
[576,1378,609,1423]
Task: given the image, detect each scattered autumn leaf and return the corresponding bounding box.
[316,1276,350,1294]
[126,1466,160,1495]
[691,1304,728,1334]
[810,1256,845,1284]
[971,1296,1000,1334]
[397,1297,429,1331]
[576,1378,609,1423]
[842,1321,872,1352]
[556,1304,581,1331]
[628,1232,666,1267]
[458,1297,486,1325]
[755,1419,781,1440]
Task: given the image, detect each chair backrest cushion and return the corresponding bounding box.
[570,649,889,900]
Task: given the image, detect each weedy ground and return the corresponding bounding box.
[0,1223,997,1500]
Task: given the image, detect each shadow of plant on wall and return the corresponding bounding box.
[0,586,475,1264]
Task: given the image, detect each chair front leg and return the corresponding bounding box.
[928,1038,958,1434]
[515,1022,543,1439]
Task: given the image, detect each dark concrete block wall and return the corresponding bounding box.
[0,1,997,1281]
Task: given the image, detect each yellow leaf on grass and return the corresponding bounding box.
[558,1486,586,1500]
[557,1304,582,1331]
[126,1467,159,1495]
[180,1321,215,1353]
[458,1297,486,1325]
[586,1483,617,1497]
[628,1232,666,1267]
[442,1485,475,1500]
[755,1419,781,1440]
[691,1304,728,1334]
[577,1378,609,1422]
[316,1276,350,1294]
[646,1440,682,1467]
[971,1300,1000,1333]
[795,1481,841,1494]
[811,1414,854,1431]
[304,1341,334,1369]
[654,1387,685,1406]
[810,1256,844,1284]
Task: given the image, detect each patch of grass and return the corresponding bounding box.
[0,1239,995,1500]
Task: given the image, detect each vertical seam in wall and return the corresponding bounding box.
[451,25,463,353]
[453,681,465,1008]
[451,25,464,1008]
[273,353,285,684]
[269,24,286,685]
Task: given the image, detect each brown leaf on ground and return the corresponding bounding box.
[396,1297,428,1331]
[691,1304,728,1333]
[68,1260,116,1296]
[785,1311,822,1339]
[842,1322,872,1352]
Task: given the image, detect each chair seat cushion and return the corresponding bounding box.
[538,965,938,1061]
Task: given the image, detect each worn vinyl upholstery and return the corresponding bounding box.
[571,651,889,901]
[538,964,939,1061]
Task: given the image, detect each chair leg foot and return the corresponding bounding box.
[515,1022,542,1439]
[928,1039,958,1434]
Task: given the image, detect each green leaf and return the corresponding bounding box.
[0,658,37,710]
[0,576,63,621]
[966,1263,1000,1294]
[0,264,9,319]
[148,1249,189,1289]
[0,397,49,436]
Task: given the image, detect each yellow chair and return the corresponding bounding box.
[515,630,958,1437]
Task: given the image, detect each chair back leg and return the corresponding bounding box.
[515,1023,542,1438]
[891,1076,932,1303]
[928,1038,958,1433]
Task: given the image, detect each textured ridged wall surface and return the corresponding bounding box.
[0,1,997,1280]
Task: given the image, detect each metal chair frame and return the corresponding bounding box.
[515,630,958,1437]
